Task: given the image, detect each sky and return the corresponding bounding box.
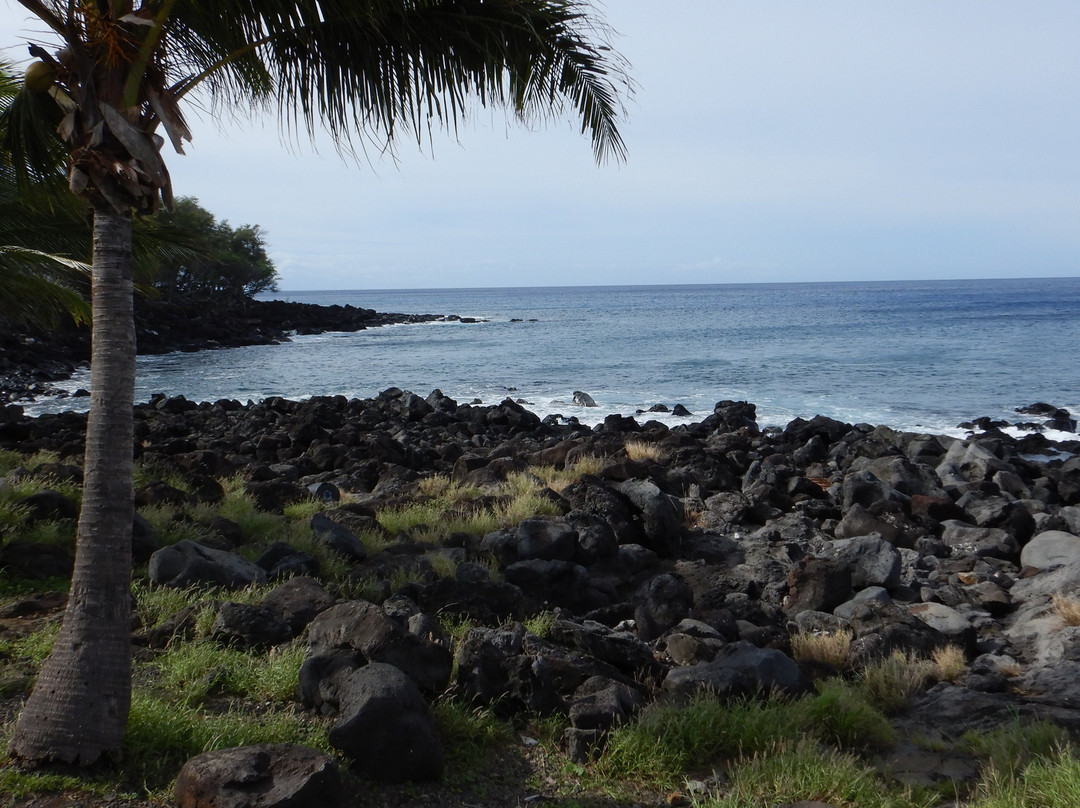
[3,1,1080,291]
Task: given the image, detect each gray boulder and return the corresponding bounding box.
[940,520,1019,561]
[663,642,809,698]
[568,675,646,731]
[211,602,292,650]
[173,744,342,808]
[1020,530,1080,570]
[634,573,693,642]
[821,533,902,589]
[573,391,598,407]
[310,512,367,561]
[328,663,444,783]
[515,517,578,562]
[306,600,452,694]
[148,540,267,589]
[259,576,335,636]
[613,478,684,557]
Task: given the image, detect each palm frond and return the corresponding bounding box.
[0,245,91,327]
[166,0,629,162]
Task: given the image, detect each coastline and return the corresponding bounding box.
[0,297,458,405]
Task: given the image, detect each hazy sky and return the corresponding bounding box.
[3,1,1080,290]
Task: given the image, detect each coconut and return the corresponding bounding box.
[24,60,56,93]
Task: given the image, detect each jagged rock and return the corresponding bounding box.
[306,600,452,694]
[211,602,293,649]
[663,642,809,698]
[783,557,853,616]
[148,540,267,589]
[634,573,693,642]
[821,533,902,589]
[940,520,1019,561]
[328,663,444,783]
[515,517,578,561]
[310,512,367,561]
[260,576,335,636]
[568,675,646,731]
[573,391,598,407]
[174,744,342,808]
[907,602,978,656]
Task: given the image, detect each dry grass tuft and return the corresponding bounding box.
[931,644,968,682]
[1052,593,1080,627]
[625,439,662,462]
[790,630,854,671]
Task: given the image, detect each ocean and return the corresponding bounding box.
[35,277,1080,439]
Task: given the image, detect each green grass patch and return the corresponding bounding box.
[0,766,110,802]
[124,691,330,793]
[432,697,515,770]
[0,620,61,667]
[598,694,801,786]
[149,640,305,704]
[799,679,897,751]
[137,504,218,547]
[968,748,1080,808]
[0,574,70,598]
[697,738,935,808]
[963,720,1073,779]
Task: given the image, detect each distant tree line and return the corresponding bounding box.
[148,197,279,302]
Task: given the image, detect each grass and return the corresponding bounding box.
[1051,593,1080,627]
[597,694,802,785]
[123,692,329,795]
[149,641,306,704]
[790,629,854,671]
[860,650,938,714]
[695,738,937,808]
[967,748,1080,808]
[799,679,896,751]
[624,439,662,462]
[376,471,563,544]
[0,620,61,667]
[963,720,1073,779]
[932,644,969,682]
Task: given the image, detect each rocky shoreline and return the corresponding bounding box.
[2,389,1080,800]
[0,297,464,404]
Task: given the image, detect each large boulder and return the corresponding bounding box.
[148,540,267,589]
[211,602,292,649]
[821,534,902,590]
[328,663,444,783]
[663,642,809,698]
[174,744,342,808]
[259,577,335,636]
[1020,531,1080,570]
[306,600,452,694]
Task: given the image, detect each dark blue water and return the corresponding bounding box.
[39,278,1080,437]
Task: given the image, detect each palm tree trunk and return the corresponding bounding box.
[9,206,136,765]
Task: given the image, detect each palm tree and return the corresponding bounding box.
[4,0,627,766]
